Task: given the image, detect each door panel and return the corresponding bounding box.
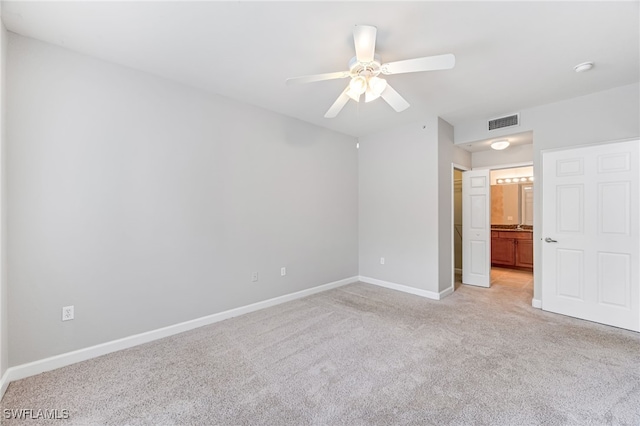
[556,185,583,233]
[515,239,533,268]
[470,195,486,229]
[542,139,639,331]
[556,248,584,300]
[597,252,630,308]
[599,182,629,234]
[491,237,515,266]
[463,169,490,287]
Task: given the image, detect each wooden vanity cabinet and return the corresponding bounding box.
[491,233,515,266]
[515,239,533,268]
[491,230,533,270]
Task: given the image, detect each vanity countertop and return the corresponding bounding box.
[491,225,533,232]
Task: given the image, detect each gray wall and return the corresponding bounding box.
[0,20,7,379]
[7,34,359,366]
[452,143,472,169]
[358,119,439,291]
[455,83,640,301]
[358,118,470,294]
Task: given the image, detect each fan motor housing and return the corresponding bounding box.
[348,55,382,78]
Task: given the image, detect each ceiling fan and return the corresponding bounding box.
[286,25,455,118]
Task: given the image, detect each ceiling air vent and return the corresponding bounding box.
[488,113,519,131]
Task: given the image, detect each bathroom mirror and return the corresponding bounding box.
[491,183,533,225]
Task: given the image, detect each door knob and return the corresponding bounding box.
[545,237,558,243]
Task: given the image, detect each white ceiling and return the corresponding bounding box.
[1,1,638,143]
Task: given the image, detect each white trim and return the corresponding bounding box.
[452,163,471,172]
[0,369,9,400]
[439,286,455,299]
[0,276,358,392]
[359,276,450,300]
[454,268,462,275]
[532,299,542,309]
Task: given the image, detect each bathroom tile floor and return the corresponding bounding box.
[490,267,533,290]
[455,267,533,296]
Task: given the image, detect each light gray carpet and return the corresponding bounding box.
[2,275,639,425]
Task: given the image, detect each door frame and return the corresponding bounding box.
[451,163,470,291]
[454,161,534,293]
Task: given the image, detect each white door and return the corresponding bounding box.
[542,140,639,331]
[463,169,491,287]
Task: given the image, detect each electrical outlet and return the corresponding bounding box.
[380,257,385,265]
[62,306,74,321]
[251,272,259,282]
[281,267,286,276]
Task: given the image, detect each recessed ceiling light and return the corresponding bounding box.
[574,62,594,73]
[491,140,510,150]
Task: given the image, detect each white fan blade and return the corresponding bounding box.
[324,86,351,118]
[381,54,455,75]
[380,84,410,112]
[286,71,350,86]
[353,25,377,63]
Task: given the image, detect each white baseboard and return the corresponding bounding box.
[0,276,358,399]
[359,276,450,300]
[0,369,9,401]
[439,286,455,299]
[454,268,462,275]
[532,299,542,309]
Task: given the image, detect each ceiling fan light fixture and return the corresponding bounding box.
[491,140,510,150]
[353,25,377,63]
[346,89,361,102]
[351,76,367,93]
[364,76,387,103]
[369,76,387,95]
[364,87,380,103]
[347,76,367,101]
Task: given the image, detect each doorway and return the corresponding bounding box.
[452,166,468,290]
[455,165,534,295]
[489,166,534,293]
